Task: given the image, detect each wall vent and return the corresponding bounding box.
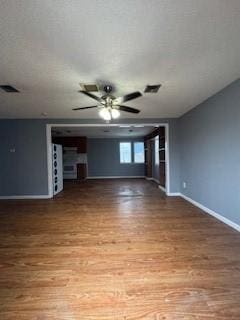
[0,85,19,92]
[144,84,161,93]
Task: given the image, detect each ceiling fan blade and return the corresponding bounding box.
[72,106,98,111]
[79,90,103,103]
[117,105,140,114]
[115,91,142,104]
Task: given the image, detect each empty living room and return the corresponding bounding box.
[0,1,240,319]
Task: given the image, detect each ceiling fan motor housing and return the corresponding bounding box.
[103,85,113,93]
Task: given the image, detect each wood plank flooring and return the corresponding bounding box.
[0,179,240,319]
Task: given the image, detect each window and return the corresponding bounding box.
[120,141,145,163]
[120,142,131,163]
[155,136,159,165]
[134,142,145,163]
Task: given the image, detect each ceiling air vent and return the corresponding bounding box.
[0,85,19,92]
[144,84,161,93]
[80,83,99,92]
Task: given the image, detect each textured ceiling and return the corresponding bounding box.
[52,125,155,138]
[0,0,239,119]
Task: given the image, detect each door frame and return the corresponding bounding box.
[46,123,170,198]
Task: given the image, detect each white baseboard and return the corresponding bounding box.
[158,185,166,192]
[167,192,181,196]
[180,193,240,232]
[146,177,167,193]
[0,195,51,200]
[87,176,145,179]
[145,177,160,184]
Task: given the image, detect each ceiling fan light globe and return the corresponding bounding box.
[111,109,120,119]
[99,108,111,121]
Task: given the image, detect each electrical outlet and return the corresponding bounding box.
[10,148,15,153]
[183,181,187,189]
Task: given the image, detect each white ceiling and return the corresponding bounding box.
[52,125,155,138]
[0,0,239,119]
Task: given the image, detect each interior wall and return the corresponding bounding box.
[87,138,145,177]
[0,120,49,196]
[0,118,180,196]
[180,79,240,225]
[168,119,180,193]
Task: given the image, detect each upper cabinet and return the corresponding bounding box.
[52,137,87,153]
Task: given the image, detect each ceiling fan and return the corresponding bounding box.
[73,85,142,121]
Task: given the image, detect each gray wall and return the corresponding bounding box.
[0,118,180,196]
[179,79,240,225]
[87,138,145,177]
[168,119,180,193]
[0,120,48,196]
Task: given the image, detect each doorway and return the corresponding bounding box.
[46,123,170,198]
[145,126,167,192]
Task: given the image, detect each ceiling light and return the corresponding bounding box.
[119,125,131,128]
[111,109,120,119]
[99,108,111,121]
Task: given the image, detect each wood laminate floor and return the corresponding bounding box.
[0,179,240,320]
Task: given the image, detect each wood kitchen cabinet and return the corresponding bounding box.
[159,126,166,189]
[52,137,87,153]
[77,163,87,180]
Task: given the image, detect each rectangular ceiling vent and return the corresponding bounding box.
[0,85,19,92]
[144,84,161,93]
[80,83,99,92]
